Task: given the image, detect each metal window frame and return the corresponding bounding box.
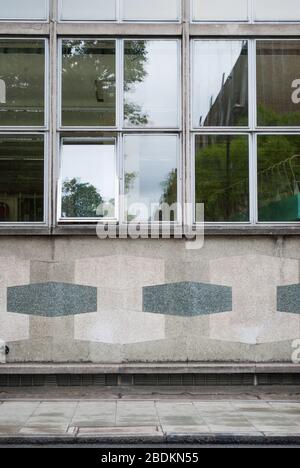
[57,136,119,223]
[191,37,300,227]
[0,131,49,226]
[57,0,182,24]
[58,38,182,132]
[191,0,300,24]
[0,37,49,227]
[0,0,49,23]
[190,38,251,131]
[0,37,49,131]
[121,132,182,225]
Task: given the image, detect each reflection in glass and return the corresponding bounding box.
[123,0,180,21]
[59,0,116,21]
[60,140,116,218]
[193,0,249,22]
[0,135,44,222]
[62,41,116,127]
[124,135,178,221]
[254,0,300,22]
[258,135,300,222]
[0,40,45,126]
[0,0,47,20]
[195,135,249,222]
[192,41,248,127]
[124,40,179,128]
[257,41,300,127]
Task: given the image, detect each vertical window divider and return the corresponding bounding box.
[248,38,257,224]
[117,38,124,131]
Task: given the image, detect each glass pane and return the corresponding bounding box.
[0,40,45,126]
[257,41,300,127]
[61,140,116,218]
[123,0,180,21]
[59,0,116,21]
[258,135,300,222]
[193,0,249,22]
[61,40,116,127]
[0,0,47,20]
[0,135,44,222]
[124,40,180,128]
[195,135,249,222]
[124,135,178,222]
[192,41,248,127]
[254,0,300,22]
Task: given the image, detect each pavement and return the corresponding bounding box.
[0,388,300,445]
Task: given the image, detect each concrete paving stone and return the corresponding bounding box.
[163,425,211,434]
[116,401,158,427]
[231,401,272,411]
[0,401,39,432]
[71,401,116,428]
[19,402,77,435]
[156,402,206,426]
[193,402,234,413]
[77,426,162,436]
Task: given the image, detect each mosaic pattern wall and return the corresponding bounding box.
[0,236,300,362]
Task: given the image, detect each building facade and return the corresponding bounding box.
[0,0,300,365]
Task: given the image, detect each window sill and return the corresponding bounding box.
[0,224,300,236]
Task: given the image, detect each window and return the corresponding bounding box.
[61,40,116,127]
[0,135,45,222]
[254,0,300,22]
[124,40,180,128]
[0,39,46,127]
[0,0,48,21]
[123,0,180,22]
[257,135,300,222]
[257,41,300,127]
[59,38,181,223]
[124,135,179,222]
[59,0,180,22]
[59,138,117,220]
[192,39,300,225]
[192,40,248,127]
[192,0,249,22]
[195,135,249,222]
[0,38,47,226]
[59,0,116,22]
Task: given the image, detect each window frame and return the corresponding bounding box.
[58,0,182,24]
[57,136,119,223]
[0,131,49,226]
[192,38,300,227]
[0,0,49,23]
[121,132,182,225]
[191,0,300,24]
[0,37,49,227]
[0,37,49,130]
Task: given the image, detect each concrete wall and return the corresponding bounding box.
[1,235,300,363]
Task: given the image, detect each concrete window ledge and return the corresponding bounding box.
[0,363,299,375]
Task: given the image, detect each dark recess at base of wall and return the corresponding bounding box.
[0,373,300,387]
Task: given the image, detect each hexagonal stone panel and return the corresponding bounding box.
[143,282,232,316]
[7,282,97,317]
[278,284,300,314]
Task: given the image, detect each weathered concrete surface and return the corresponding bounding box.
[0,399,300,444]
[0,236,299,363]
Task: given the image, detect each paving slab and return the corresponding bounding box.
[70,401,116,428]
[19,402,77,435]
[116,401,158,427]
